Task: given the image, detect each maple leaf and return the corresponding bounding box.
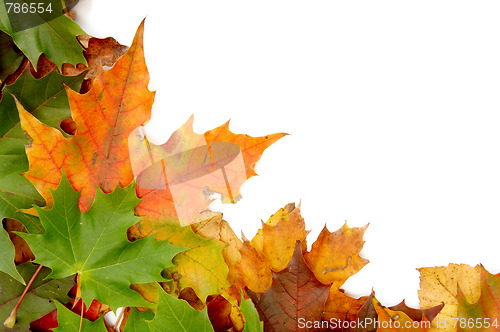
[0,263,74,331]
[304,222,369,322]
[17,174,185,311]
[0,4,86,69]
[127,115,286,230]
[418,264,481,332]
[247,241,330,332]
[18,20,154,213]
[53,301,107,332]
[305,223,368,289]
[457,266,500,331]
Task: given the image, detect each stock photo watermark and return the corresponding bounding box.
[2,0,79,32]
[297,317,499,330]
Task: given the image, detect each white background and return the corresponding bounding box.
[75,1,500,308]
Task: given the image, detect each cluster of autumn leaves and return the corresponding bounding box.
[0,8,499,332]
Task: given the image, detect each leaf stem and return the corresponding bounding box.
[113,307,126,331]
[79,299,84,332]
[3,264,43,328]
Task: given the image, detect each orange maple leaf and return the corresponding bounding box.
[18,21,154,212]
[127,116,286,234]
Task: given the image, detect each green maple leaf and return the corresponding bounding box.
[18,174,186,311]
[125,284,215,332]
[0,263,74,331]
[0,4,86,69]
[53,301,107,332]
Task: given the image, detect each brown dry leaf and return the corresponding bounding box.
[2,57,28,86]
[207,295,245,332]
[69,36,129,79]
[30,36,128,80]
[304,222,368,322]
[3,218,34,264]
[29,54,62,79]
[418,264,481,332]
[179,287,205,311]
